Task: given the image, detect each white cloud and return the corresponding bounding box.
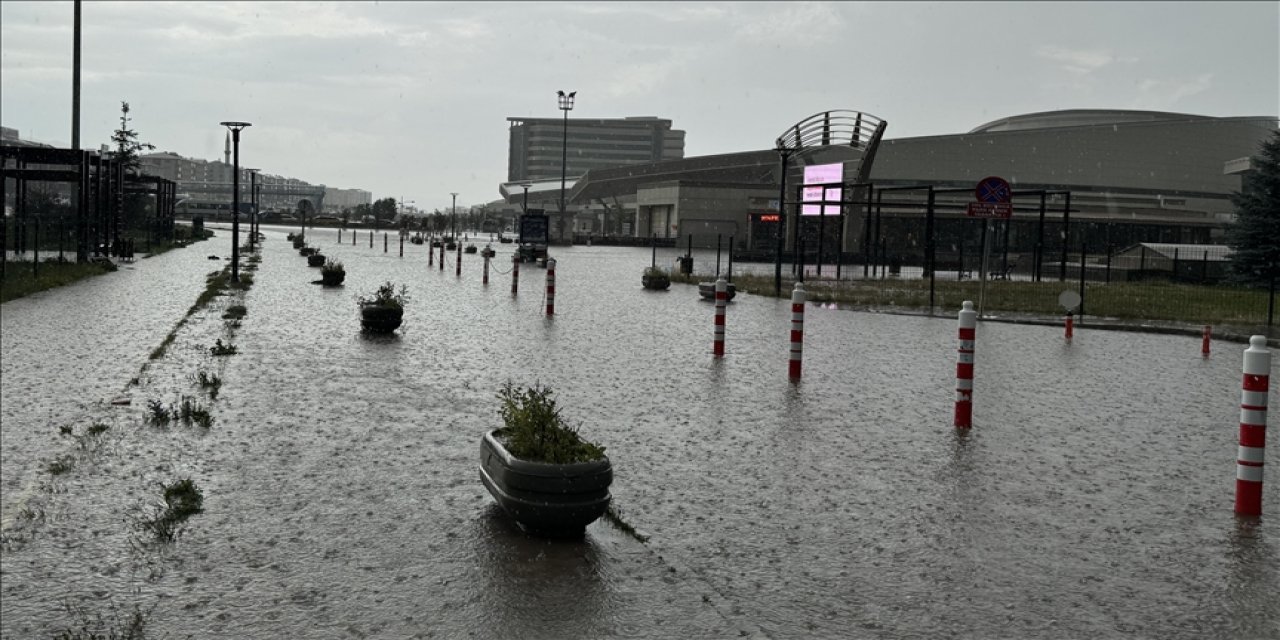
[1131,73,1214,108]
[1037,45,1132,76]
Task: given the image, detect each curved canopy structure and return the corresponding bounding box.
[775,110,888,184]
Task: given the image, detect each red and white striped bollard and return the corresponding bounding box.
[456,245,462,277]
[1065,311,1074,340]
[1202,325,1211,357]
[545,258,556,315]
[1236,335,1269,516]
[955,300,977,428]
[439,244,444,271]
[483,253,490,286]
[789,282,805,379]
[429,240,434,266]
[713,277,727,357]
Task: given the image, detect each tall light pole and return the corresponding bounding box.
[220,121,251,282]
[246,168,259,248]
[556,90,575,243]
[450,192,458,238]
[520,182,532,213]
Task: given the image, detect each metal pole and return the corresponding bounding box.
[1035,192,1046,282]
[774,151,788,297]
[1079,241,1087,317]
[927,187,936,313]
[715,233,721,278]
[978,220,991,318]
[560,108,568,243]
[72,0,81,152]
[1059,193,1070,282]
[231,131,240,282]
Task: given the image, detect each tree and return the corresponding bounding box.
[110,101,155,176]
[110,101,157,231]
[1226,130,1280,285]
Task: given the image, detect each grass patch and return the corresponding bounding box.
[603,505,649,543]
[1,260,118,303]
[134,477,204,542]
[145,400,172,428]
[221,304,247,320]
[693,272,1275,326]
[56,599,152,640]
[176,396,213,428]
[209,339,237,356]
[191,370,222,399]
[46,455,77,476]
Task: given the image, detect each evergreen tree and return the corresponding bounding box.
[110,101,157,230]
[110,101,155,176]
[1226,130,1280,285]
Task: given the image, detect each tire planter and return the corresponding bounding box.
[300,247,317,257]
[642,273,670,290]
[360,305,403,333]
[307,253,326,267]
[698,281,736,301]
[479,429,612,535]
[321,270,345,286]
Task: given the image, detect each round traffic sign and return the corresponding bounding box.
[976,176,1012,203]
[1058,290,1081,311]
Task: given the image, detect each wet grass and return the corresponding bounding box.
[145,400,172,428]
[176,396,213,428]
[0,260,119,303]
[55,600,152,640]
[603,505,649,544]
[45,454,76,476]
[221,304,247,320]
[209,339,238,356]
[145,397,213,429]
[135,477,204,542]
[683,272,1274,325]
[190,370,222,399]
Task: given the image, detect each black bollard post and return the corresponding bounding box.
[339,228,342,244]
[33,219,40,279]
[716,233,722,278]
[384,233,388,253]
[400,234,403,257]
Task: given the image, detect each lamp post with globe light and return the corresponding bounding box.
[556,90,575,242]
[219,121,250,282]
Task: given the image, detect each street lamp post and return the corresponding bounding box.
[520,182,532,213]
[451,192,458,238]
[556,90,575,243]
[246,168,259,247]
[220,121,251,282]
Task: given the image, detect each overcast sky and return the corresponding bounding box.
[2,1,1276,212]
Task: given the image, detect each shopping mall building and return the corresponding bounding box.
[497,109,1276,257]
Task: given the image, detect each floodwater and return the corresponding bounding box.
[1,224,1276,639]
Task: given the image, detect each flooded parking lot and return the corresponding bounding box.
[2,225,1276,639]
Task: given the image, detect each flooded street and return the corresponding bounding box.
[2,225,1277,639]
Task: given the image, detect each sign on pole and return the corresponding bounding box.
[968,176,1012,219]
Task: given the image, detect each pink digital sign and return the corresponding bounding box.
[803,163,843,186]
[802,163,843,215]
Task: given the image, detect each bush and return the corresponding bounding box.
[358,281,409,309]
[495,383,605,464]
